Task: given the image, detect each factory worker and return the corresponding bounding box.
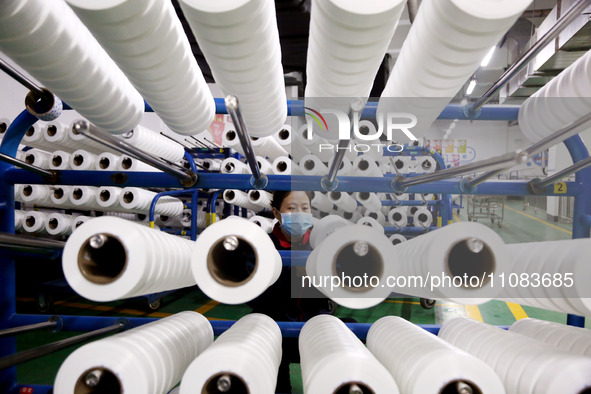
[270,190,315,250]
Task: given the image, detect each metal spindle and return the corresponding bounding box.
[0,317,60,338]
[530,156,591,192]
[0,152,55,178]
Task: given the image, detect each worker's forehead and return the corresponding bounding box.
[284,192,310,205]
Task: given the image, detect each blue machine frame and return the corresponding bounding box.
[1,100,589,393]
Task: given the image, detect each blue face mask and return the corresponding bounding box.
[280,212,314,236]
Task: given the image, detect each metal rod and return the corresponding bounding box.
[324,99,365,189]
[396,150,528,189]
[224,95,261,180]
[407,0,421,23]
[524,111,591,157]
[531,156,591,189]
[462,169,503,190]
[0,232,65,253]
[0,319,58,338]
[469,0,591,113]
[0,58,46,97]
[0,152,54,177]
[0,322,125,370]
[72,120,196,185]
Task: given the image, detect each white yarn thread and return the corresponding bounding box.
[309,215,351,249]
[387,207,408,228]
[69,149,97,171]
[104,212,136,221]
[311,191,334,212]
[388,234,407,245]
[0,118,10,142]
[46,213,74,236]
[220,157,249,174]
[95,152,120,171]
[355,192,382,212]
[22,124,55,151]
[180,314,281,394]
[55,311,214,394]
[202,159,222,172]
[23,211,48,234]
[69,186,101,210]
[251,136,289,161]
[15,210,25,231]
[23,149,50,169]
[509,318,591,357]
[71,215,91,232]
[328,191,357,213]
[50,186,75,209]
[48,151,71,170]
[364,210,386,226]
[63,217,197,301]
[0,0,144,134]
[248,190,272,211]
[368,316,504,394]
[439,316,591,394]
[179,0,286,137]
[255,156,273,175]
[119,187,184,217]
[413,207,433,228]
[222,129,245,156]
[274,124,310,162]
[249,215,275,233]
[118,156,161,172]
[272,156,302,175]
[356,216,385,233]
[353,156,383,177]
[45,122,116,155]
[299,315,400,393]
[121,125,185,163]
[96,187,124,211]
[223,189,262,213]
[18,184,52,206]
[299,154,329,176]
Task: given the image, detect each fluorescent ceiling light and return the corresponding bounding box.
[481,46,496,67]
[466,79,477,95]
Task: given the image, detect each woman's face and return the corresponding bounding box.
[279,191,311,214]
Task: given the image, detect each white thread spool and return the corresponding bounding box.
[222,129,245,156]
[220,157,248,174]
[18,184,52,206]
[0,118,10,141]
[248,190,272,211]
[389,234,407,245]
[342,210,363,224]
[201,159,222,172]
[46,213,74,236]
[417,156,437,173]
[309,215,351,249]
[66,120,118,154]
[68,186,100,210]
[255,156,273,175]
[0,0,144,133]
[355,192,382,212]
[49,151,71,170]
[272,156,302,175]
[251,136,288,161]
[299,154,329,176]
[104,212,136,221]
[63,217,196,301]
[180,209,206,229]
[95,152,120,171]
[311,191,334,213]
[299,315,400,393]
[248,215,275,234]
[393,192,409,201]
[55,311,214,394]
[364,210,386,227]
[43,122,76,153]
[353,156,383,177]
[413,207,433,228]
[180,314,281,394]
[71,216,91,231]
[295,125,334,162]
[223,190,262,212]
[96,187,123,211]
[439,316,591,394]
[67,0,215,135]
[179,0,286,137]
[121,125,185,163]
[368,316,504,394]
[356,216,385,233]
[392,222,507,304]
[307,225,395,308]
[118,156,160,172]
[499,239,591,316]
[274,124,310,162]
[407,205,420,218]
[22,124,52,151]
[69,150,97,171]
[50,186,74,208]
[23,211,48,234]
[119,187,184,217]
[327,157,354,176]
[23,149,50,169]
[388,207,408,228]
[328,191,357,213]
[191,217,282,304]
[509,318,591,357]
[15,210,25,231]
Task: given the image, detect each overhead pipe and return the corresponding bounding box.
[467,0,591,115]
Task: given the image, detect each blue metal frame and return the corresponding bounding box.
[0,102,588,392]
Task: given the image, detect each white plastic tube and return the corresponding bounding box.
[299,154,329,176]
[387,207,408,228]
[46,213,74,236]
[96,187,124,211]
[69,150,97,171]
[328,191,357,213]
[509,318,591,357]
[119,187,184,217]
[15,210,25,231]
[18,184,52,206]
[499,239,591,316]
[306,225,395,308]
[391,222,507,304]
[311,191,334,213]
[299,315,400,393]
[69,186,101,210]
[95,152,120,171]
[251,136,289,161]
[388,234,407,245]
[378,0,532,136]
[306,0,405,98]
[272,156,302,175]
[0,0,143,134]
[519,50,591,142]
[121,125,185,163]
[220,157,249,174]
[179,0,286,137]
[180,314,281,394]
[23,149,50,169]
[63,217,196,301]
[223,190,262,212]
[48,151,71,170]
[248,190,272,211]
[23,211,48,234]
[355,192,382,212]
[248,215,275,234]
[353,156,383,177]
[192,217,282,304]
[439,316,591,394]
[255,156,273,175]
[413,207,433,228]
[67,0,215,136]
[368,316,505,394]
[54,311,214,394]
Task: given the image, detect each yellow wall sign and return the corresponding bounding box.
[553,182,567,194]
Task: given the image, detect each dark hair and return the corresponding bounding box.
[271,190,313,210]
